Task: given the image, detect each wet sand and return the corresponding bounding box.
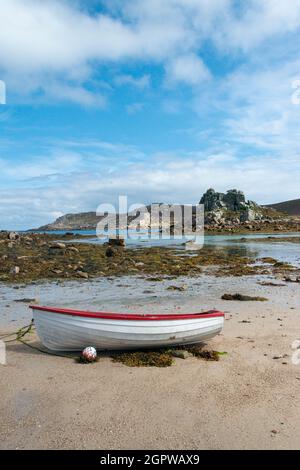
[1,276,300,450]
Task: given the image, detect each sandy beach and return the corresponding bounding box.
[1,275,300,450]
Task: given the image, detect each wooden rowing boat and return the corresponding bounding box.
[30,305,224,351]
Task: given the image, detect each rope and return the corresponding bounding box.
[18,339,74,359]
[1,321,34,343]
[1,320,74,359]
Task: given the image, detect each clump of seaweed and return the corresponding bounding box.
[273,261,294,270]
[182,345,222,361]
[258,257,278,264]
[222,293,268,301]
[110,345,225,367]
[112,351,173,367]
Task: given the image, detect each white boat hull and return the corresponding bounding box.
[32,308,224,352]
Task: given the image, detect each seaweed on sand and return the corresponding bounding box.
[112,351,173,367]
[111,345,225,367]
[182,345,222,361]
[222,293,268,301]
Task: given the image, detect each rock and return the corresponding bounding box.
[135,262,145,267]
[67,246,79,253]
[200,188,249,212]
[284,276,300,283]
[106,247,117,257]
[10,266,20,275]
[108,236,125,247]
[50,242,66,249]
[51,269,63,275]
[48,243,66,255]
[200,188,226,212]
[240,208,257,222]
[77,271,89,279]
[167,285,188,292]
[171,350,192,359]
[8,232,19,241]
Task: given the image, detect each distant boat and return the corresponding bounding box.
[30,306,224,352]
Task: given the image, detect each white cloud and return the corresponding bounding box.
[166,54,210,86]
[215,0,300,51]
[1,0,300,103]
[203,56,300,157]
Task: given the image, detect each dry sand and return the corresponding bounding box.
[0,275,300,450]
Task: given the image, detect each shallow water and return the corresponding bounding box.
[35,229,300,268]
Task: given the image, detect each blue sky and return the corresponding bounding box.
[1,0,300,229]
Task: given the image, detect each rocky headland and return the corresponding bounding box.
[35,188,300,234]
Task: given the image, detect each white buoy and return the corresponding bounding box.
[82,346,97,362]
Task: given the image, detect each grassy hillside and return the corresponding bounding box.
[266,199,300,216]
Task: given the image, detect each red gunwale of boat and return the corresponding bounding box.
[30,305,224,321]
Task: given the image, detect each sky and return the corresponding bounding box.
[1,0,300,229]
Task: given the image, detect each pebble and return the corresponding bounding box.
[77,271,89,279]
[171,350,192,359]
[10,266,20,275]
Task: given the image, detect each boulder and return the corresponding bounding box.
[67,246,79,253]
[223,189,247,211]
[106,247,117,257]
[108,236,125,247]
[200,188,226,212]
[48,243,66,255]
[50,242,66,249]
[8,232,19,241]
[240,208,257,223]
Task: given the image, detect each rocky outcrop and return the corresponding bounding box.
[200,188,267,226]
[200,188,258,213]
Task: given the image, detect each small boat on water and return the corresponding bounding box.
[30,305,225,352]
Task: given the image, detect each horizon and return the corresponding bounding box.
[1,0,300,230]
